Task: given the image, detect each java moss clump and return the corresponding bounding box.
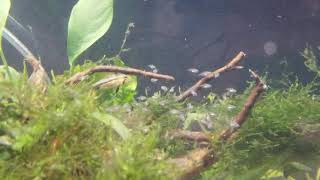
[0,56,318,180]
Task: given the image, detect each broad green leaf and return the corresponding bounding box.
[67,0,113,67]
[0,0,11,66]
[93,112,131,140]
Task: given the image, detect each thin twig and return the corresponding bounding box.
[170,70,266,179]
[169,129,211,142]
[65,65,175,85]
[177,51,246,102]
[168,148,216,180]
[219,69,266,140]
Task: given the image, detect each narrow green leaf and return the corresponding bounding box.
[67,0,113,67]
[93,112,131,140]
[0,0,11,67]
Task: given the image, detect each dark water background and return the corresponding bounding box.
[3,0,320,94]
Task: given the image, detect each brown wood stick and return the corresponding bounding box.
[171,70,266,179]
[177,51,246,102]
[65,65,175,85]
[219,69,266,140]
[169,129,211,142]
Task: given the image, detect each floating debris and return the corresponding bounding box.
[161,86,168,91]
[199,71,211,77]
[201,83,212,89]
[187,68,199,73]
[148,64,156,69]
[150,78,158,83]
[226,88,237,93]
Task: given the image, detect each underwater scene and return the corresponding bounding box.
[0,0,319,179]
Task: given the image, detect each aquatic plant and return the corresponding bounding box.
[0,1,319,180]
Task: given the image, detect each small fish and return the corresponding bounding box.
[190,90,198,96]
[152,69,158,73]
[187,103,193,109]
[169,86,175,93]
[137,96,147,101]
[161,86,168,91]
[93,74,128,89]
[199,71,211,77]
[227,105,236,111]
[148,64,156,69]
[150,78,158,83]
[226,88,237,93]
[214,73,220,78]
[233,66,244,70]
[187,68,199,73]
[201,83,212,89]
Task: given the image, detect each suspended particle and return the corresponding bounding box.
[214,73,220,78]
[201,83,212,89]
[150,78,158,83]
[161,86,168,91]
[199,71,211,77]
[187,68,199,73]
[148,64,156,69]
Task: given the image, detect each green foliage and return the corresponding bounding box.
[302,45,320,76]
[0,0,11,73]
[67,0,114,68]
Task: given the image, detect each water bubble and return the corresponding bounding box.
[199,71,211,77]
[150,78,158,83]
[161,86,168,91]
[201,83,212,89]
[187,68,199,73]
[148,64,156,69]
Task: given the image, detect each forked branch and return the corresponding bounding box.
[177,51,246,102]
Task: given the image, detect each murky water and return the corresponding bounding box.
[4,0,320,93]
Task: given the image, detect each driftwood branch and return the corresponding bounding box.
[170,70,266,179]
[219,69,266,140]
[169,129,210,142]
[168,148,216,180]
[177,51,246,102]
[65,65,175,85]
